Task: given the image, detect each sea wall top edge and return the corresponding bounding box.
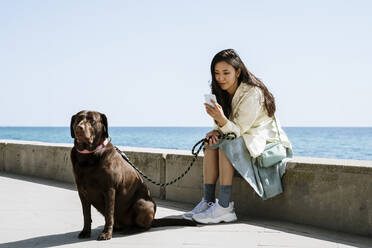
[1,139,372,165]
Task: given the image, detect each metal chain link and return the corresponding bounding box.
[115,132,237,187]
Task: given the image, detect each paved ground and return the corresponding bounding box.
[0,172,371,248]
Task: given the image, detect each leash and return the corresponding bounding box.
[114,132,237,187]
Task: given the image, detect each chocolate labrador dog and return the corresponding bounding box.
[70,110,194,241]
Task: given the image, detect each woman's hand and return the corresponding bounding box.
[204,100,228,127]
[205,130,221,146]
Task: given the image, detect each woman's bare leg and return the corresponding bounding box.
[203,148,219,184]
[218,149,234,185]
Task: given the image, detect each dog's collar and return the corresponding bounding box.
[76,139,109,154]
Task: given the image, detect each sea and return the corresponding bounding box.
[0,127,371,161]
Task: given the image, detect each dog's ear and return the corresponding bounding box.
[101,113,108,138]
[70,114,76,138]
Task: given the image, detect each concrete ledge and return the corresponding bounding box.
[0,139,371,237]
[0,140,74,184]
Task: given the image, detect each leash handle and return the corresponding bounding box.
[191,132,237,156]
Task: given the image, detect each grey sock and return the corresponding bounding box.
[218,185,232,208]
[204,184,216,203]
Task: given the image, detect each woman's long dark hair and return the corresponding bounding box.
[210,49,276,118]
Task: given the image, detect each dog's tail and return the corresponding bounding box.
[151,218,196,227]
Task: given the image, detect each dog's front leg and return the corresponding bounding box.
[78,191,92,238]
[97,187,115,241]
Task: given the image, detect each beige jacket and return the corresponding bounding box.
[214,83,292,158]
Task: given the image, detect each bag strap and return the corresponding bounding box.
[273,115,282,143]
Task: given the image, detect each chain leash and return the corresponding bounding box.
[114,132,237,187]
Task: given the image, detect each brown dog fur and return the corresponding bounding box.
[70,110,194,240]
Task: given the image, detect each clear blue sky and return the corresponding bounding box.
[1,1,371,127]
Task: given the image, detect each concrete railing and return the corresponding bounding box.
[0,139,371,237]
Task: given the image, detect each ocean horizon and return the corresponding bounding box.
[1,126,371,161]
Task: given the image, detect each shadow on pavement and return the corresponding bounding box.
[238,216,372,248]
[0,224,193,248]
[0,229,97,248]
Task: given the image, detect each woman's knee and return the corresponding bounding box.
[204,147,218,159]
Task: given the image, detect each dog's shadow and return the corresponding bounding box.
[0,220,192,248]
[114,214,196,236]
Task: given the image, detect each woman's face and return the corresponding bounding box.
[214,61,240,95]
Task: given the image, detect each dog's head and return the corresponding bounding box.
[70,110,108,151]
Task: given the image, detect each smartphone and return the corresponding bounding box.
[204,94,217,107]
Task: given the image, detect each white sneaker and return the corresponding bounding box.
[183,198,210,220]
[192,199,237,224]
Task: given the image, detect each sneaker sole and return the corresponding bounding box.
[183,214,193,221]
[192,213,237,224]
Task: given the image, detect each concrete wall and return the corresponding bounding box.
[0,139,371,237]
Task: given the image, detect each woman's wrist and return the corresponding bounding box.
[217,117,228,127]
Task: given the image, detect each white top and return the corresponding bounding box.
[214,83,292,158]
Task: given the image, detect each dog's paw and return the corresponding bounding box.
[78,229,91,239]
[97,232,112,241]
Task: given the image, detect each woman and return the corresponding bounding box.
[184,49,292,224]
